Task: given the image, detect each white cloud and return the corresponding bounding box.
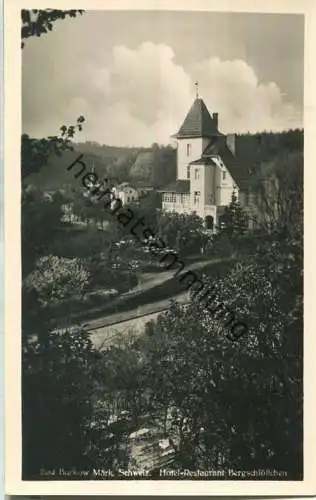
[83,42,193,146]
[23,42,302,146]
[194,56,302,134]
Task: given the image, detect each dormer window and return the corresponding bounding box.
[187,144,192,156]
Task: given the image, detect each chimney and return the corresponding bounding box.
[226,133,236,156]
[213,112,218,128]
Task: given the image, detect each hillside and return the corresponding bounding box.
[24,129,303,191]
[26,149,109,190]
[73,141,142,160]
[26,143,143,190]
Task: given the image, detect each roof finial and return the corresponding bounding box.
[194,81,199,99]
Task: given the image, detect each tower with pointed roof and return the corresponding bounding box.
[175,96,222,181]
[160,90,256,230]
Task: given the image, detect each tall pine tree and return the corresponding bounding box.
[221,189,247,236]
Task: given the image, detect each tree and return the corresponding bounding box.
[151,144,177,188]
[129,144,177,187]
[71,190,113,230]
[249,150,303,234]
[22,327,101,477]
[157,212,205,254]
[125,189,161,231]
[97,338,149,427]
[25,255,90,306]
[20,8,120,479]
[21,9,84,48]
[140,218,302,476]
[23,255,90,337]
[107,154,136,184]
[22,186,65,275]
[22,117,85,180]
[130,151,153,182]
[220,189,247,236]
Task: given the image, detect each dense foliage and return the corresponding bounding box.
[219,189,248,236]
[142,223,302,474]
[21,117,85,180]
[22,328,100,477]
[21,9,84,48]
[94,216,302,477]
[21,186,65,275]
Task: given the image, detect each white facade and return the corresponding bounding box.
[177,138,209,180]
[161,98,243,229]
[162,148,239,227]
[162,192,191,215]
[112,184,139,205]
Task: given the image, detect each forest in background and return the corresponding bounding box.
[24,129,303,192]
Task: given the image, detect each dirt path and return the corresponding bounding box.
[89,292,189,349]
[66,255,236,343]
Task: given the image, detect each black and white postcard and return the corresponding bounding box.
[4,0,316,495]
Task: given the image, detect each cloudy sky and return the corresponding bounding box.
[22,10,304,147]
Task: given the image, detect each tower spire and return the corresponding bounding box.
[194,81,199,99]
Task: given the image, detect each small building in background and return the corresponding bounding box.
[113,183,139,205]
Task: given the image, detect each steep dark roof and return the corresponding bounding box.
[159,179,190,193]
[175,98,222,138]
[219,144,250,190]
[190,136,252,190]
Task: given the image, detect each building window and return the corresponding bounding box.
[194,191,200,204]
[127,196,130,202]
[222,171,226,180]
[164,193,176,203]
[187,144,192,156]
[194,168,199,180]
[187,165,190,179]
[180,193,190,204]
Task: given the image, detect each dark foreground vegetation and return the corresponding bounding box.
[22,127,303,479]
